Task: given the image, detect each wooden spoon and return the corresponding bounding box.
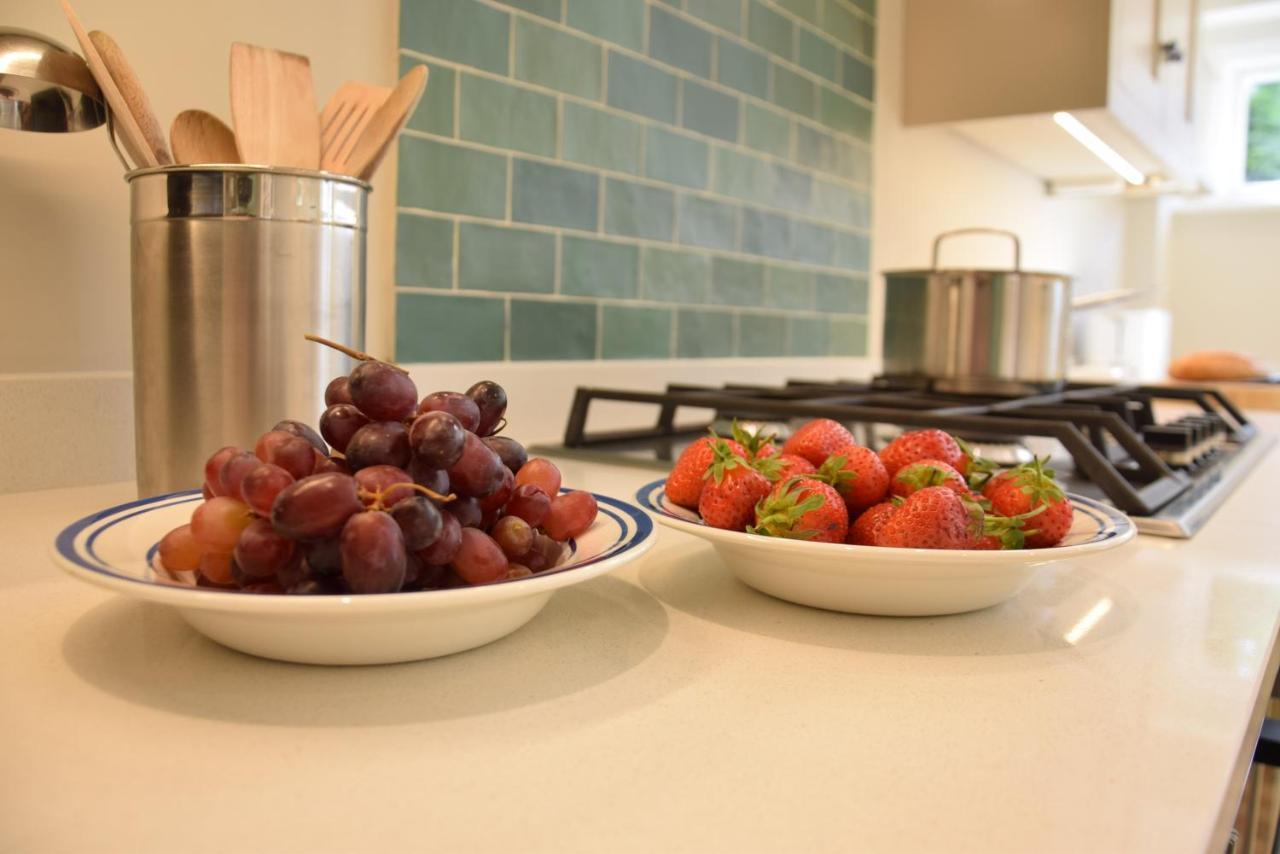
[344,64,428,181]
[170,110,240,164]
[320,82,392,173]
[229,42,320,169]
[58,0,156,169]
[88,30,171,165]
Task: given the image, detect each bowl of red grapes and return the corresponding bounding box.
[52,355,655,665]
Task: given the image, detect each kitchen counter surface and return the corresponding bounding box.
[5,427,1280,854]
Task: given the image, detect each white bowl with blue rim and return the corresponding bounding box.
[636,478,1134,617]
[52,489,654,665]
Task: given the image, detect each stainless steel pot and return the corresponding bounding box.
[128,165,368,496]
[882,229,1074,394]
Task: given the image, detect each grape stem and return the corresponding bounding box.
[357,483,456,511]
[305,334,409,375]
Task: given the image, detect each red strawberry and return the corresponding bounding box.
[889,458,969,499]
[698,444,772,531]
[981,469,1017,500]
[878,429,964,476]
[816,444,889,514]
[750,477,849,543]
[666,435,746,509]
[754,443,778,460]
[970,506,1047,550]
[847,500,899,546]
[876,486,983,550]
[782,419,856,466]
[986,458,1073,548]
[772,453,816,482]
[731,420,777,460]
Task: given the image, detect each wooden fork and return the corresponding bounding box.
[319,82,392,173]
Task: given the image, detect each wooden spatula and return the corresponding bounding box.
[170,110,240,164]
[344,64,428,181]
[58,0,156,169]
[229,42,320,169]
[320,82,393,174]
[88,30,171,165]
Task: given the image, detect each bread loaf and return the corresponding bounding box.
[1168,350,1268,381]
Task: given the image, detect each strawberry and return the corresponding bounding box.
[772,453,817,482]
[749,476,849,543]
[970,505,1047,550]
[876,486,983,550]
[754,443,778,460]
[847,500,899,546]
[985,457,1073,548]
[817,445,889,514]
[954,436,998,485]
[781,419,856,466]
[889,458,969,499]
[665,434,747,509]
[878,429,965,476]
[981,469,1017,500]
[698,444,772,531]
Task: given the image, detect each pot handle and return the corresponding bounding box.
[932,228,1021,272]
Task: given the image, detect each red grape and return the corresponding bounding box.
[409,411,466,469]
[158,524,201,572]
[218,452,260,498]
[303,538,342,576]
[408,457,450,494]
[240,580,284,595]
[515,458,561,498]
[191,497,253,553]
[345,421,410,471]
[416,562,450,591]
[390,496,443,550]
[241,463,294,516]
[313,455,350,475]
[543,491,598,541]
[325,376,353,406]
[491,515,533,559]
[198,552,236,585]
[353,464,416,507]
[203,446,241,496]
[270,472,364,540]
[447,432,505,497]
[451,528,508,585]
[255,431,316,480]
[234,519,296,578]
[417,391,480,432]
[340,511,407,594]
[272,420,328,455]
[505,484,551,527]
[349,361,417,422]
[483,436,526,474]
[416,511,461,565]
[288,577,343,595]
[202,483,214,500]
[319,404,370,453]
[506,564,533,580]
[466,380,507,437]
[448,496,483,528]
[276,554,309,589]
[478,467,515,513]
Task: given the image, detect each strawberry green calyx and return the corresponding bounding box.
[1010,456,1066,504]
[956,437,999,489]
[980,504,1048,550]
[814,454,856,489]
[751,453,786,481]
[702,439,754,485]
[896,461,955,491]
[748,477,824,540]
[730,419,776,457]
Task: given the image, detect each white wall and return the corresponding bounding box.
[870,0,1129,363]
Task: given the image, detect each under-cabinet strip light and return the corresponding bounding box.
[1052,111,1146,186]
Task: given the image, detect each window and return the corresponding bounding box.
[1246,81,1280,182]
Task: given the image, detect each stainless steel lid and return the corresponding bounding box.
[0,27,104,132]
[882,228,1071,282]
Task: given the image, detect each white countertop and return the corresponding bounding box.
[5,428,1280,853]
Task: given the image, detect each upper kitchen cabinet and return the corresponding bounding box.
[903,0,1198,188]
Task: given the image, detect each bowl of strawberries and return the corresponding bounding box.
[636,420,1135,616]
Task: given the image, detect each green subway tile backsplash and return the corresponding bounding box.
[677,309,734,358]
[563,102,643,174]
[566,0,644,51]
[459,74,555,157]
[515,18,601,99]
[681,80,739,142]
[401,0,509,75]
[395,0,876,363]
[459,222,556,293]
[562,236,639,299]
[649,6,712,78]
[510,300,597,360]
[602,305,673,359]
[605,179,675,240]
[397,293,505,362]
[512,159,599,231]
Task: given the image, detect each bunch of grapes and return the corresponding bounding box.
[155,358,598,595]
